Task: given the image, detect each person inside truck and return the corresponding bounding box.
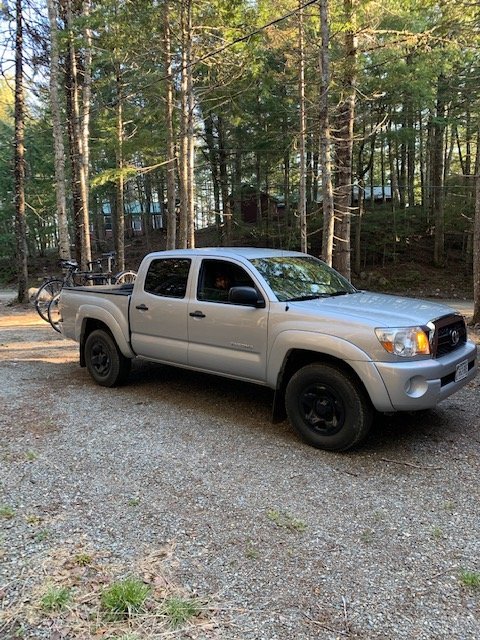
[214,272,231,292]
[210,271,231,301]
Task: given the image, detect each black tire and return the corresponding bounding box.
[47,293,62,333]
[34,279,64,322]
[114,270,137,285]
[84,329,131,387]
[285,363,373,451]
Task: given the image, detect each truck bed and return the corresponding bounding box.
[65,283,134,296]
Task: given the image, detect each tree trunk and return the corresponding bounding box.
[115,62,125,271]
[388,120,401,208]
[186,0,195,249]
[298,1,307,253]
[218,115,232,243]
[405,63,415,208]
[419,110,426,211]
[81,0,92,264]
[354,118,375,274]
[64,0,91,270]
[204,113,221,230]
[472,165,480,324]
[332,0,357,280]
[233,142,242,221]
[431,75,447,267]
[178,0,189,248]
[282,113,290,226]
[163,0,177,250]
[319,0,335,266]
[14,0,28,302]
[47,0,70,260]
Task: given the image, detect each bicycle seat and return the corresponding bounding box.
[59,259,78,269]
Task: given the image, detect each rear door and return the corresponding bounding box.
[130,257,191,364]
[187,258,269,382]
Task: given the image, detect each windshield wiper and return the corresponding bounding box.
[287,294,328,301]
[287,291,351,302]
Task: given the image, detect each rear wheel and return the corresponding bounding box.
[84,329,131,387]
[34,279,63,322]
[285,363,372,451]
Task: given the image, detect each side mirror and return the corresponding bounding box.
[228,286,265,308]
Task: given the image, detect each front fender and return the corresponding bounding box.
[76,304,135,359]
[267,330,394,412]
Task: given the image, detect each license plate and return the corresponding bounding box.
[455,360,469,382]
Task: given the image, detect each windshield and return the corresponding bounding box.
[251,256,356,302]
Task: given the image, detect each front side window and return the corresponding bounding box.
[197,259,256,303]
[251,256,356,302]
[144,258,191,298]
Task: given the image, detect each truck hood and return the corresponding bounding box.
[289,291,460,327]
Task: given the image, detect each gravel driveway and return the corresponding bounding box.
[1,298,479,639]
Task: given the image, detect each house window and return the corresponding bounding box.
[152,214,163,230]
[132,217,142,232]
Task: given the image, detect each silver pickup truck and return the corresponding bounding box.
[58,247,477,451]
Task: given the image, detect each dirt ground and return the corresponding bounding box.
[1,295,479,639]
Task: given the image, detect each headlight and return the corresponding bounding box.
[375,326,430,357]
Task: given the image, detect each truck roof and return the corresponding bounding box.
[145,247,307,260]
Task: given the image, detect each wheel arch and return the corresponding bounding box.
[272,348,383,423]
[77,305,135,367]
[80,318,132,367]
[282,349,369,393]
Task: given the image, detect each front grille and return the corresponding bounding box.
[431,314,467,358]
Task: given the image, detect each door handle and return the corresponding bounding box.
[189,310,206,318]
[135,304,149,311]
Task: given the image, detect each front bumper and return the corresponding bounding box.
[374,341,477,411]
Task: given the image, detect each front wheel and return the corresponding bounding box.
[285,363,373,451]
[84,329,131,387]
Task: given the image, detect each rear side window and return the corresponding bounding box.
[144,259,191,298]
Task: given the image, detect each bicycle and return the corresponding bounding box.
[34,253,137,324]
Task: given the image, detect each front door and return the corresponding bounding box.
[187,259,269,382]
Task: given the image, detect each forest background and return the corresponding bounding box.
[1,0,480,317]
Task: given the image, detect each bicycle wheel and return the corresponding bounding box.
[47,293,62,333]
[34,279,63,322]
[114,270,137,284]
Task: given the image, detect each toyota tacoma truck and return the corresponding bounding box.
[56,247,477,451]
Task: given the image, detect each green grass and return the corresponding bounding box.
[245,541,260,559]
[74,552,93,566]
[40,586,71,612]
[161,595,200,628]
[459,570,480,589]
[267,509,307,532]
[360,529,374,544]
[34,529,50,543]
[101,577,150,619]
[0,505,15,519]
[431,526,444,540]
